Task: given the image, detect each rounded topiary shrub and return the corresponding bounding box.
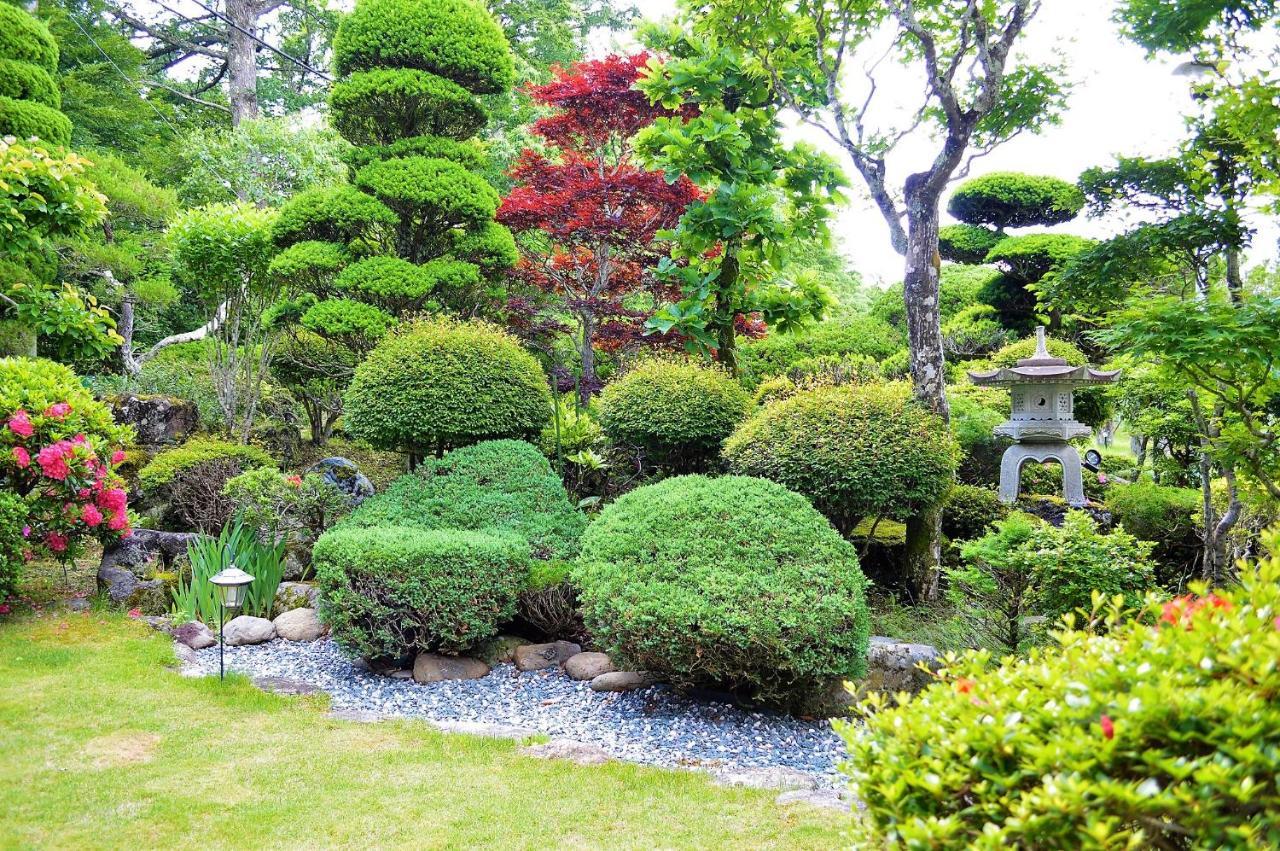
[723,384,958,534]
[0,4,58,73]
[343,319,552,458]
[947,171,1085,230]
[942,483,1008,541]
[0,96,71,147]
[138,439,275,532]
[313,525,529,661]
[574,475,871,707]
[598,358,752,472]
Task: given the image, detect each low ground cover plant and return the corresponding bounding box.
[574,474,871,708]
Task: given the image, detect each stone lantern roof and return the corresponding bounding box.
[967,327,1120,387]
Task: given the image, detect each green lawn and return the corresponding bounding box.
[0,614,845,849]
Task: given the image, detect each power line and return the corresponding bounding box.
[181,0,333,81]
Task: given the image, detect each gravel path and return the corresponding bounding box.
[191,638,848,785]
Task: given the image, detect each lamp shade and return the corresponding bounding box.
[210,566,255,609]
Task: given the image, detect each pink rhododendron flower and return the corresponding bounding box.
[0,603,10,615]
[11,446,30,468]
[111,450,126,465]
[36,442,72,480]
[77,488,90,499]
[46,532,68,552]
[107,510,129,531]
[7,409,33,438]
[99,488,127,513]
[127,608,141,619]
[44,402,71,419]
[81,504,103,527]
[71,433,86,444]
[286,474,303,487]
[21,525,30,538]
[1097,472,1108,484]
[1100,715,1115,740]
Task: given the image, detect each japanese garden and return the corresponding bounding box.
[1,0,1278,846]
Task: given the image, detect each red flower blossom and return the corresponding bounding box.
[286,474,303,487]
[0,603,10,615]
[11,446,30,468]
[954,677,976,694]
[127,608,141,619]
[81,504,103,527]
[107,510,129,531]
[44,402,71,419]
[36,441,73,480]
[1100,715,1115,740]
[7,409,33,438]
[98,488,127,513]
[45,531,68,552]
[111,450,126,465]
[1161,593,1233,629]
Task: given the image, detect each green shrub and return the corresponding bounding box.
[138,439,274,491]
[754,353,884,405]
[0,59,60,109]
[941,304,1009,358]
[574,475,871,707]
[0,96,71,147]
[173,520,286,623]
[947,171,1085,229]
[313,525,528,660]
[271,185,397,248]
[985,233,1096,284]
[0,490,27,599]
[736,316,902,387]
[342,135,485,172]
[723,383,958,533]
[354,155,498,232]
[941,483,1008,541]
[343,319,551,457]
[0,357,133,450]
[845,533,1280,848]
[937,223,1001,264]
[330,68,487,145]
[538,397,602,458]
[517,560,586,643]
[337,439,584,561]
[0,4,58,73]
[1106,481,1201,584]
[139,439,275,532]
[332,0,515,93]
[869,266,999,329]
[598,359,752,472]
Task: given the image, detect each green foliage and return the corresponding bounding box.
[0,96,71,147]
[89,343,222,430]
[271,185,398,249]
[166,202,278,303]
[870,265,998,329]
[736,316,902,387]
[342,135,485,172]
[941,304,1010,358]
[332,0,516,93]
[723,383,958,533]
[538,397,602,458]
[344,319,551,457]
[941,484,1008,541]
[0,59,60,110]
[0,4,58,73]
[337,439,585,561]
[948,172,1085,230]
[223,467,352,544]
[937,223,1001,264]
[314,525,528,659]
[1115,0,1278,53]
[598,358,752,471]
[333,255,475,313]
[330,69,488,145]
[0,356,131,449]
[751,353,883,405]
[138,439,274,491]
[574,474,870,707]
[268,240,349,291]
[985,233,1097,284]
[172,520,286,623]
[300,298,394,341]
[0,490,28,599]
[354,156,500,249]
[1106,481,1202,583]
[846,532,1280,848]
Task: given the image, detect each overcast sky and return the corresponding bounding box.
[596,0,1274,285]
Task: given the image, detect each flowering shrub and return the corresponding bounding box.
[222,467,351,544]
[0,358,135,579]
[843,531,1280,847]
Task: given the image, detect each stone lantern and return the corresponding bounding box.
[968,327,1119,506]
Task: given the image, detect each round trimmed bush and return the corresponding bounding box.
[598,359,752,472]
[938,223,1002,264]
[0,58,60,109]
[0,95,71,147]
[138,438,275,531]
[0,4,58,72]
[343,135,485,172]
[723,384,958,533]
[355,155,499,232]
[299,298,394,340]
[947,172,1085,230]
[332,0,515,92]
[330,68,487,145]
[271,185,397,248]
[942,483,1008,541]
[574,475,871,706]
[343,319,552,457]
[985,233,1096,284]
[736,316,902,387]
[313,525,529,660]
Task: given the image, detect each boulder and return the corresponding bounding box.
[108,393,198,447]
[519,739,611,766]
[564,652,614,681]
[99,528,198,580]
[588,671,654,693]
[252,676,323,696]
[273,608,325,642]
[275,581,320,612]
[172,641,199,667]
[223,615,275,646]
[412,653,490,683]
[172,620,216,650]
[862,636,941,696]
[97,565,167,611]
[513,640,581,672]
[305,457,374,507]
[475,634,525,665]
[282,548,309,582]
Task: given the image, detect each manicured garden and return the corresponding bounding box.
[2,0,1280,846]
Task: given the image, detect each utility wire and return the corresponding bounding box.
[181,0,333,81]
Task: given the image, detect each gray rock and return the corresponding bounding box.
[97,565,167,610]
[713,765,816,791]
[64,597,92,613]
[273,608,325,642]
[588,671,654,692]
[432,720,539,741]
[143,615,173,632]
[172,620,216,650]
[282,549,308,582]
[305,457,374,507]
[252,676,323,695]
[172,641,199,667]
[275,581,320,612]
[99,528,198,580]
[519,739,612,765]
[412,653,490,683]
[513,640,581,672]
[223,615,276,646]
[108,393,198,447]
[861,636,942,696]
[475,634,525,665]
[775,789,851,811]
[564,651,614,681]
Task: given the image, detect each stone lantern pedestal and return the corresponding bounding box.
[968,328,1119,507]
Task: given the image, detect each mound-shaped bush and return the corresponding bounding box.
[845,534,1280,847]
[0,4,58,72]
[723,384,958,534]
[1106,481,1201,585]
[343,319,551,458]
[138,438,275,531]
[338,439,585,561]
[0,58,60,109]
[0,95,71,147]
[947,171,1085,230]
[313,525,528,660]
[736,316,902,386]
[937,223,1001,264]
[271,185,397,248]
[574,475,871,706]
[941,483,1008,541]
[598,359,751,472]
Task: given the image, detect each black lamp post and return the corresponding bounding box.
[209,565,254,681]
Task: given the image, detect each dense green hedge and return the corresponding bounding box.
[271,185,398,248]
[0,96,71,147]
[947,172,1085,229]
[845,535,1280,847]
[723,383,958,533]
[343,319,551,457]
[937,223,1001,264]
[1106,481,1201,584]
[332,0,515,93]
[338,439,585,561]
[736,316,902,387]
[0,4,58,73]
[941,483,1008,541]
[314,525,528,660]
[574,475,871,707]
[598,359,752,472]
[138,439,274,491]
[0,58,60,109]
[330,68,487,145]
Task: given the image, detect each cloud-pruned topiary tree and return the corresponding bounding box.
[0,4,70,148]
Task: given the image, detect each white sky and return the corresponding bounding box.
[595,0,1277,285]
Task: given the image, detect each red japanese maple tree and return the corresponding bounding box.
[498,53,699,402]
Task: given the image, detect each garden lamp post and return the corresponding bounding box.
[209,566,254,681]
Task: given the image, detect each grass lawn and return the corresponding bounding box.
[0,613,846,849]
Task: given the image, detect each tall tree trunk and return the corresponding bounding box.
[226,0,259,127]
[579,312,596,407]
[714,250,741,377]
